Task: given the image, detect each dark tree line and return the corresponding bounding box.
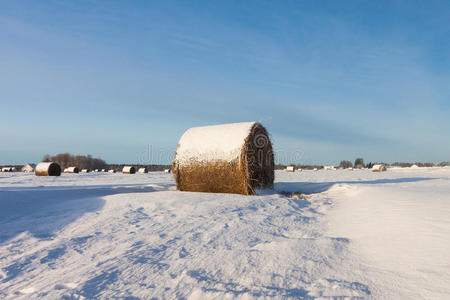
[43,153,107,170]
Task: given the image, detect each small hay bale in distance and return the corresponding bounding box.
[138,167,148,174]
[122,166,136,174]
[81,169,90,173]
[372,164,387,172]
[172,122,274,195]
[164,168,171,173]
[35,162,61,176]
[108,169,116,173]
[65,167,79,173]
[286,165,295,172]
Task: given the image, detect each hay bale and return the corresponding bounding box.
[108,169,116,173]
[81,169,90,173]
[372,164,387,172]
[101,169,106,172]
[65,167,79,173]
[35,162,61,176]
[122,166,136,174]
[138,167,148,174]
[164,168,171,173]
[286,165,295,172]
[172,122,274,195]
[21,164,35,172]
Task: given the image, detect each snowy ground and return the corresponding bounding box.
[0,168,449,299]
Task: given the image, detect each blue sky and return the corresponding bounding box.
[1,0,449,165]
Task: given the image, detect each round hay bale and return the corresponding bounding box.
[81,169,90,173]
[138,167,148,173]
[65,167,79,173]
[108,169,116,173]
[35,162,61,176]
[122,166,136,174]
[172,122,274,195]
[286,165,295,172]
[372,164,387,172]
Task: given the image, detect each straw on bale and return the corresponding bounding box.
[172,122,274,195]
[65,166,79,173]
[35,162,61,176]
[138,167,148,174]
[122,166,136,174]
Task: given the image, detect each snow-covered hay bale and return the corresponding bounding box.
[122,166,136,174]
[35,162,61,176]
[164,168,171,173]
[81,169,90,173]
[108,169,116,173]
[64,167,79,173]
[138,167,148,174]
[286,165,295,172]
[173,122,274,195]
[372,164,387,172]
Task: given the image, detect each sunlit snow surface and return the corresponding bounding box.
[1,168,449,299]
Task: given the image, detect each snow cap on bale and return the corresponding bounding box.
[122,166,136,174]
[35,162,61,176]
[173,122,274,195]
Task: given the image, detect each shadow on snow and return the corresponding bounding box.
[0,185,158,244]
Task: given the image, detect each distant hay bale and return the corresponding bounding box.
[101,169,106,172]
[172,122,274,195]
[81,169,90,173]
[21,164,35,172]
[138,167,148,174]
[372,164,387,172]
[108,169,116,173]
[164,168,171,173]
[323,166,336,171]
[64,167,79,173]
[35,162,61,176]
[122,166,136,174]
[286,166,295,172]
[2,167,14,172]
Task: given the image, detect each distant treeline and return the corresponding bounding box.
[277,158,450,170]
[43,153,107,170]
[41,153,171,171]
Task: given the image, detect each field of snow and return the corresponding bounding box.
[1,168,449,299]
